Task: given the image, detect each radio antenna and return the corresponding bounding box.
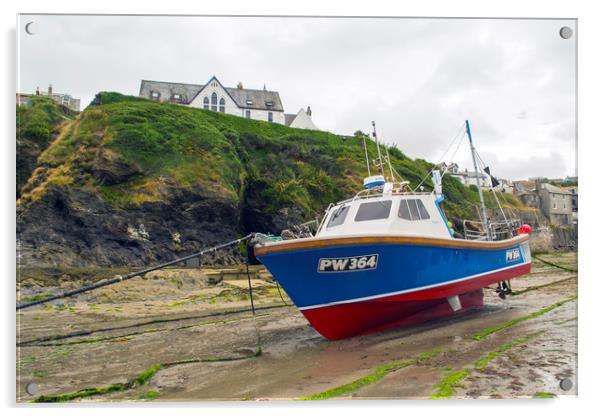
[361,132,371,176]
[372,121,384,176]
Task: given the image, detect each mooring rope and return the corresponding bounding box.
[16,234,255,310]
[275,281,290,306]
[532,254,578,273]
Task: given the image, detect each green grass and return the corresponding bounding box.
[17,96,76,196]
[33,362,161,403]
[19,292,54,303]
[511,276,576,296]
[139,389,160,401]
[133,363,162,386]
[430,334,539,399]
[472,296,577,341]
[19,91,529,233]
[430,368,471,399]
[299,359,414,400]
[533,392,556,398]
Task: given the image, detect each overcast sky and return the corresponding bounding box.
[18,15,576,180]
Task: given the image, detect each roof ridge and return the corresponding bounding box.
[141,79,205,87]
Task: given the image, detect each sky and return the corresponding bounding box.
[17,15,576,180]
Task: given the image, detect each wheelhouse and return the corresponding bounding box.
[316,182,452,239]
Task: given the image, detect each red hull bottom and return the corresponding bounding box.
[302,289,484,340]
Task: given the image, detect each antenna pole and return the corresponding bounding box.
[466,120,492,241]
[362,133,371,176]
[372,121,384,176]
[385,144,395,182]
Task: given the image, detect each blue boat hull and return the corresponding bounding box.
[255,235,531,339]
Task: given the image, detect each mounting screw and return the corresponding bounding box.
[559,378,573,391]
[559,26,573,39]
[25,22,38,35]
[25,382,39,395]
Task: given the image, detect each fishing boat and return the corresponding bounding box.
[253,120,531,340]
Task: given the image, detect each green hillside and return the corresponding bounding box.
[16,92,525,267]
[16,96,77,197]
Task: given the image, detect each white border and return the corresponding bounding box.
[2,1,597,415]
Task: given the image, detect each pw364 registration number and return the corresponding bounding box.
[318,254,379,273]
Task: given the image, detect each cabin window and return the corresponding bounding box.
[354,200,392,222]
[398,199,430,221]
[203,97,209,109]
[219,97,226,112]
[268,112,273,122]
[245,110,251,118]
[326,206,350,228]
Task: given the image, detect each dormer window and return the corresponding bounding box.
[172,93,182,102]
[266,101,273,107]
[150,91,160,100]
[246,99,253,106]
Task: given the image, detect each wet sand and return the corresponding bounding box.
[16,252,577,401]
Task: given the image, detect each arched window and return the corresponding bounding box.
[203,97,209,109]
[219,98,225,113]
[211,92,218,111]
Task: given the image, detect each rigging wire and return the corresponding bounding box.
[474,150,509,224]
[412,122,467,192]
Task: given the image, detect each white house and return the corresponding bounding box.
[35,84,81,111]
[139,76,318,129]
[449,168,493,188]
[285,107,319,130]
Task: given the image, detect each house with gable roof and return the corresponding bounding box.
[139,76,318,130]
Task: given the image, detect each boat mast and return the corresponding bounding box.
[371,121,385,177]
[362,132,371,176]
[465,120,492,241]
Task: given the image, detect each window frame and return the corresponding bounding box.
[326,205,350,228]
[398,199,430,221]
[354,200,393,222]
[219,97,226,112]
[211,92,218,111]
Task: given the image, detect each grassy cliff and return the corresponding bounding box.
[16,96,77,197]
[17,92,526,267]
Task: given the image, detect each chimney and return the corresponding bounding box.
[263,83,267,91]
[35,86,40,96]
[48,84,53,95]
[237,82,243,89]
[306,106,312,116]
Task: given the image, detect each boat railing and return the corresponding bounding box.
[315,203,334,234]
[334,183,430,206]
[462,219,523,241]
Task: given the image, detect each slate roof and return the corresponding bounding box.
[540,183,572,194]
[284,113,297,126]
[224,87,283,112]
[139,80,204,105]
[140,78,284,112]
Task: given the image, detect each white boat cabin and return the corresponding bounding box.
[316,182,453,239]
